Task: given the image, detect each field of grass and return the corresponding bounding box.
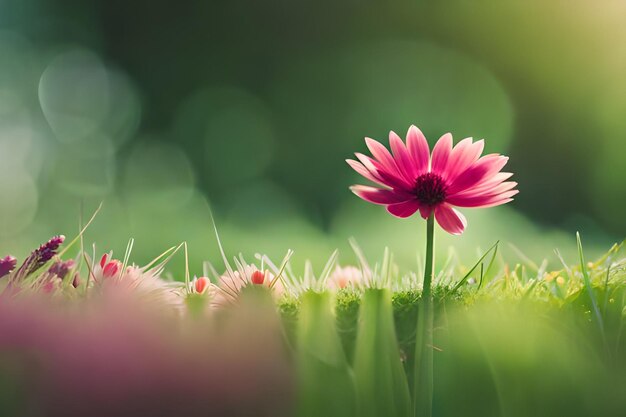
[278,238,625,417]
[0,227,624,416]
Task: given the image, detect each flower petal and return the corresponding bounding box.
[419,206,432,220]
[435,203,467,235]
[346,159,388,188]
[386,200,421,218]
[447,189,519,208]
[355,152,412,191]
[430,133,453,175]
[444,138,484,183]
[451,181,518,200]
[406,125,429,175]
[449,172,513,197]
[446,154,509,195]
[389,130,416,182]
[350,185,412,205]
[365,137,404,180]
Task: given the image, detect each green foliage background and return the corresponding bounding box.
[0,0,624,273]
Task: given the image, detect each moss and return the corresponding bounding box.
[277,295,300,349]
[335,289,361,362]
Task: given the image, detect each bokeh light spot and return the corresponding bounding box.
[123,139,196,211]
[39,49,110,143]
[173,87,276,188]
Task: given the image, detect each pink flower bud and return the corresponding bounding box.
[103,260,122,278]
[251,270,265,285]
[194,277,210,294]
[72,273,81,288]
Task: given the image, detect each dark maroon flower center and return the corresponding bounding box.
[414,173,447,206]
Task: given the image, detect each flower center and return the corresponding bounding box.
[414,173,447,206]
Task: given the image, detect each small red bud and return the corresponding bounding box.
[251,270,265,285]
[194,277,210,294]
[103,260,121,278]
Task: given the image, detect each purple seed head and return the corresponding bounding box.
[0,256,17,279]
[37,235,66,265]
[18,235,66,278]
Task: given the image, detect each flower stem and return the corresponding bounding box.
[414,212,434,417]
[422,213,435,299]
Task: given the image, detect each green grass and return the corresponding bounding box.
[1,232,624,417]
[275,238,625,417]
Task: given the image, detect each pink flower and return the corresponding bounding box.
[347,125,518,234]
[327,266,364,290]
[211,264,284,308]
[91,255,183,309]
[193,276,210,294]
[99,253,122,278]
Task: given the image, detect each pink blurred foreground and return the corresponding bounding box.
[0,289,294,417]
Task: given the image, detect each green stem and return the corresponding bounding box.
[414,213,434,417]
[422,213,435,299]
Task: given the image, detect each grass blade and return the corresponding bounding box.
[353,288,411,417]
[576,232,605,342]
[452,241,500,293]
[296,291,356,417]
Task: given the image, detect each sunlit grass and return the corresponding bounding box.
[275,237,625,417]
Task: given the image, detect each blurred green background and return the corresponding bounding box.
[0,0,624,275]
